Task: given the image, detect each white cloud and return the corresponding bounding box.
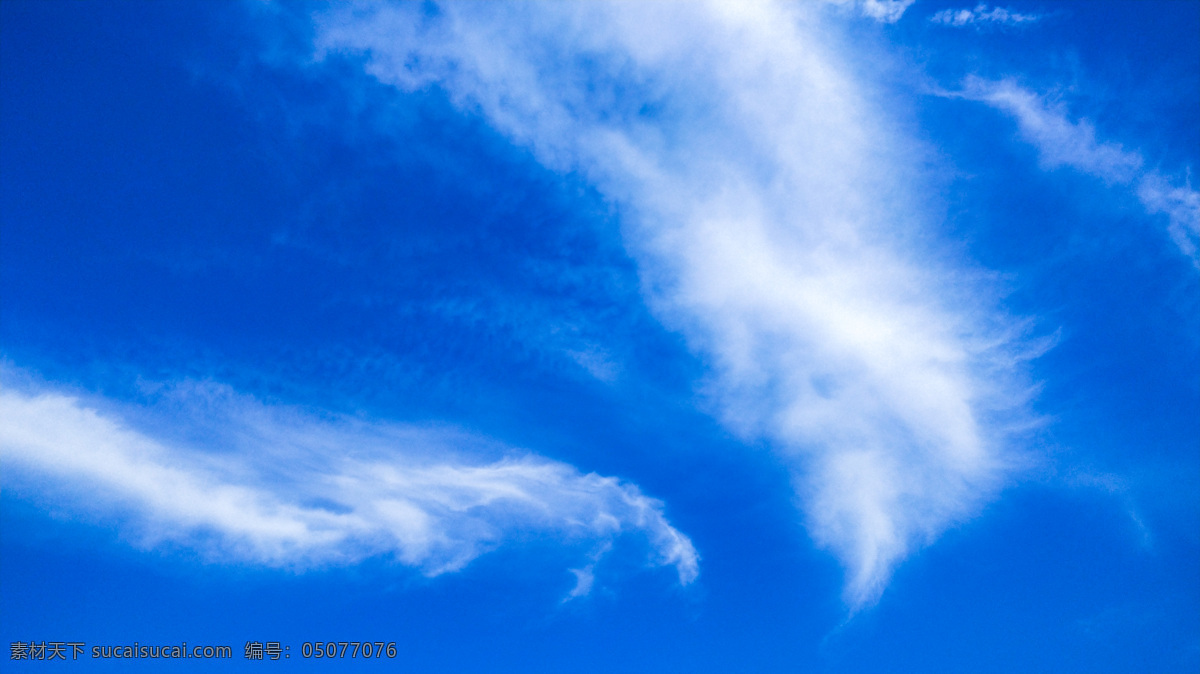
[931,4,1041,28]
[0,380,698,587]
[565,565,595,600]
[858,0,917,24]
[961,78,1142,181]
[1137,173,1200,264]
[752,0,914,25]
[960,77,1200,267]
[308,1,1039,608]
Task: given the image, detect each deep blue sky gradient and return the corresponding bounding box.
[2,2,1198,671]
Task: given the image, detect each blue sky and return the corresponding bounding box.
[1,1,1197,671]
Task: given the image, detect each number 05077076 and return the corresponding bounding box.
[301,642,398,659]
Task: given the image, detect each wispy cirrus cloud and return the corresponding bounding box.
[931,4,1042,28]
[0,378,697,590]
[1138,174,1200,263]
[307,1,1040,608]
[960,77,1200,266]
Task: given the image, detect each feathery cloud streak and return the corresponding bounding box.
[931,4,1041,28]
[960,77,1200,267]
[310,1,1036,607]
[0,381,698,588]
